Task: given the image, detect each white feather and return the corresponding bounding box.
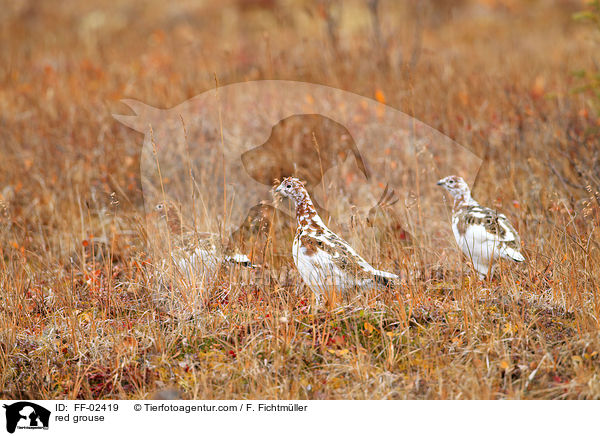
[452,216,523,277]
[292,234,390,297]
[439,175,525,278]
[277,177,398,298]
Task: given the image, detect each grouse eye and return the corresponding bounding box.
[286,184,291,189]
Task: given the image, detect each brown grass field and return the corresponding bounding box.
[1,0,600,400]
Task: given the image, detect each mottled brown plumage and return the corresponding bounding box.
[275,177,399,298]
[148,201,253,285]
[437,175,525,278]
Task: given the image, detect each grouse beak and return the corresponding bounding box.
[275,185,282,193]
[436,179,444,186]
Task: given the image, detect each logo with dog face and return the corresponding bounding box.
[115,80,482,278]
[2,402,50,433]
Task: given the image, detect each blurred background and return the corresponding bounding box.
[1,0,597,220]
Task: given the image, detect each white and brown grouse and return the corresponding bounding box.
[275,177,398,298]
[150,202,253,285]
[437,175,525,278]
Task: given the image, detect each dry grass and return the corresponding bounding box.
[1,0,600,399]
